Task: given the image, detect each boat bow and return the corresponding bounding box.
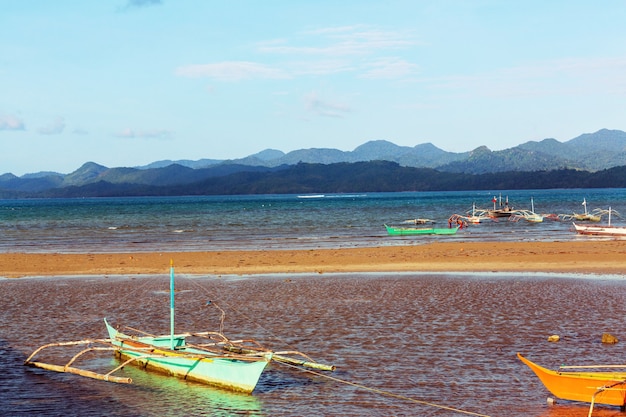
[518,353,626,408]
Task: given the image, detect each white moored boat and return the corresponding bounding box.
[573,223,626,236]
[573,207,625,236]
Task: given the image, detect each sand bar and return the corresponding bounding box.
[1,241,625,278]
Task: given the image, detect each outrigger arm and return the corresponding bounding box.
[24,339,132,383]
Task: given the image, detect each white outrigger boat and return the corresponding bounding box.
[509,197,543,223]
[573,198,602,222]
[573,207,626,236]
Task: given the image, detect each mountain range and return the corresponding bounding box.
[2,128,626,198]
[138,128,626,174]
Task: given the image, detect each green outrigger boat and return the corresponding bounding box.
[25,261,334,393]
[385,224,460,236]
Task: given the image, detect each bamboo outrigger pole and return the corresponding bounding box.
[223,345,336,371]
[272,353,336,372]
[24,340,132,384]
[26,360,132,384]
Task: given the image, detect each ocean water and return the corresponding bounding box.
[1,188,626,253]
[2,189,626,417]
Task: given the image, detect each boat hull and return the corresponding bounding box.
[105,319,270,393]
[384,225,459,236]
[518,353,626,407]
[488,209,513,218]
[573,223,626,236]
[573,214,601,222]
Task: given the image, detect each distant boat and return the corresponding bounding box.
[518,353,626,412]
[384,224,459,236]
[488,194,514,218]
[573,198,602,222]
[489,209,514,218]
[556,199,608,222]
[402,218,436,225]
[573,212,602,222]
[573,223,626,236]
[297,194,325,199]
[510,198,544,223]
[573,207,626,236]
[511,210,544,223]
[449,203,492,225]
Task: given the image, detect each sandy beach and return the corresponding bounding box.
[1,240,625,278]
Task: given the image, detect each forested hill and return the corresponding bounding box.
[4,161,625,199]
[3,128,626,198]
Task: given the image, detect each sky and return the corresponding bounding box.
[2,1,626,176]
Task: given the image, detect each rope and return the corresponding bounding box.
[102,273,157,315]
[276,361,491,417]
[175,274,492,416]
[65,273,158,334]
[180,275,298,350]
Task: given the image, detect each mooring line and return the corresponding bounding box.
[183,276,491,416]
[278,362,491,417]
[183,275,299,349]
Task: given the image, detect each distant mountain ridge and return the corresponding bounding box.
[1,128,626,197]
[138,128,626,173]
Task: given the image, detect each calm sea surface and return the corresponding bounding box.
[1,188,626,253]
[2,190,626,416]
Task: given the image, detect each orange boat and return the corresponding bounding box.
[518,353,626,411]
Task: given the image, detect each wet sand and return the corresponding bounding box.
[1,240,625,278]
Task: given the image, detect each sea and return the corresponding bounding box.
[1,188,626,254]
[2,189,626,417]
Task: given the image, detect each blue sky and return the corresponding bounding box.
[2,1,626,175]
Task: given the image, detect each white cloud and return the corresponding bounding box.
[115,128,172,139]
[38,117,65,135]
[304,91,351,118]
[176,26,421,84]
[360,58,420,80]
[289,60,355,76]
[176,61,290,81]
[304,25,366,36]
[0,114,25,131]
[260,26,420,56]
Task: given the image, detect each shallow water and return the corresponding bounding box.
[3,273,626,416]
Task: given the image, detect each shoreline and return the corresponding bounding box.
[1,240,625,278]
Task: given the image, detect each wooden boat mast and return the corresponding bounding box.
[170,259,175,350]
